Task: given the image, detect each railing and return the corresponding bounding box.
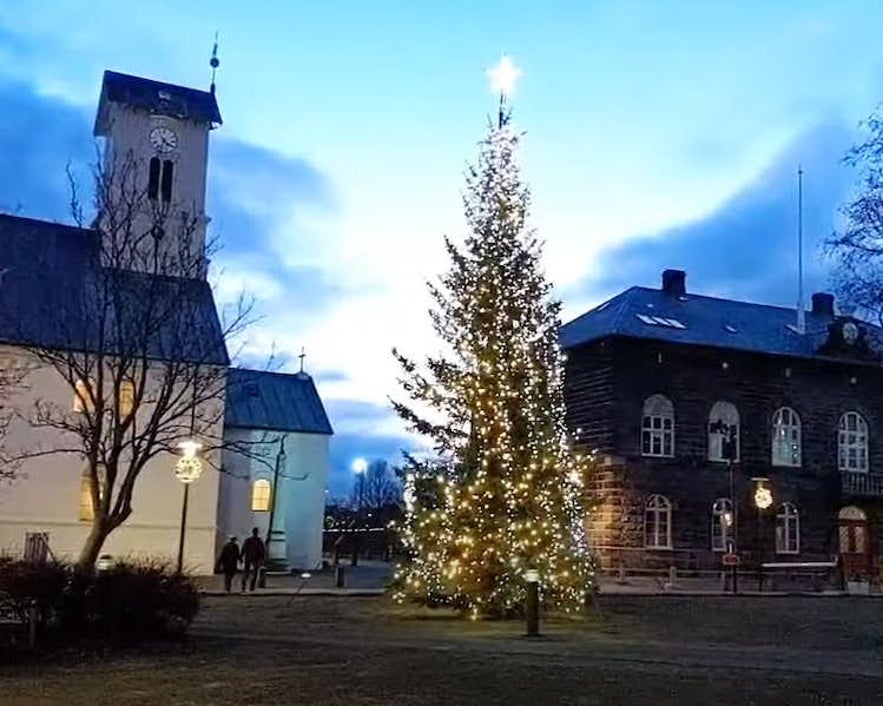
[841,471,883,497]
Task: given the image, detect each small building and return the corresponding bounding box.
[220,369,333,570]
[562,269,883,587]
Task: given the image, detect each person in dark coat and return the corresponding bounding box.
[217,536,240,593]
[240,527,266,592]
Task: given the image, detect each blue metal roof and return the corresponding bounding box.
[225,368,333,435]
[0,213,229,365]
[94,70,222,134]
[561,285,883,362]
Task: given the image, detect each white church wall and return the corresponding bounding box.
[219,428,330,571]
[0,347,223,572]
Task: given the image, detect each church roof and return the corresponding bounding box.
[94,70,222,133]
[225,368,333,435]
[0,213,229,366]
[561,270,883,363]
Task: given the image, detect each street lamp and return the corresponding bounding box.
[351,458,368,567]
[752,477,772,591]
[174,439,203,574]
[710,419,739,594]
[524,568,540,637]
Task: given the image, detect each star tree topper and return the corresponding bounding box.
[486,54,523,99]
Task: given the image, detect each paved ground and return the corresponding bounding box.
[2,594,882,705]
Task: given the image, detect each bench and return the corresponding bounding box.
[760,560,838,592]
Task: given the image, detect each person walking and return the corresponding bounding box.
[216,536,240,593]
[241,527,266,592]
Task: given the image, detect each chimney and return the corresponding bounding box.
[811,292,835,318]
[661,269,686,296]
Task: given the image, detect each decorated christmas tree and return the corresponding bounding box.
[392,57,595,617]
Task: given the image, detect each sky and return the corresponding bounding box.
[2,0,883,495]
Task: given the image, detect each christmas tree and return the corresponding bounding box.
[391,57,595,617]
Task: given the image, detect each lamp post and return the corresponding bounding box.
[524,568,540,637]
[174,439,203,575]
[752,476,773,592]
[351,458,368,567]
[710,419,738,594]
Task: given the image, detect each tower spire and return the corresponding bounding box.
[797,165,805,334]
[209,32,220,94]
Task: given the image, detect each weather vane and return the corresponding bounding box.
[486,54,522,127]
[209,32,220,94]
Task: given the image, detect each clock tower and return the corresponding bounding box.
[93,70,222,278]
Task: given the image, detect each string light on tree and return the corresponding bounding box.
[390,55,595,617]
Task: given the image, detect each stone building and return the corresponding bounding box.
[562,269,883,586]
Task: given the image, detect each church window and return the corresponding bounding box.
[252,479,271,512]
[73,378,95,413]
[644,494,672,549]
[148,157,161,200]
[839,411,868,472]
[641,394,674,457]
[118,381,135,418]
[771,407,801,467]
[161,160,174,202]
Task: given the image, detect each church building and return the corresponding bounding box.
[0,69,332,572]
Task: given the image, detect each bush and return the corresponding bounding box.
[0,556,200,648]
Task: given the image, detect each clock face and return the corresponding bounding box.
[149,126,178,153]
[843,322,859,345]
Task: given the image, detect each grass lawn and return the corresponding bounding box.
[2,595,882,705]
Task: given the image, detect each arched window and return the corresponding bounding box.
[775,502,799,554]
[148,157,161,200]
[708,401,739,462]
[644,494,672,549]
[711,498,733,552]
[251,479,271,512]
[641,394,674,457]
[839,412,869,472]
[772,407,801,467]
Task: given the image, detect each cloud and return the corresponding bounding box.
[563,121,858,315]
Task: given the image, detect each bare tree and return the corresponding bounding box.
[8,149,258,566]
[351,459,402,518]
[828,108,883,324]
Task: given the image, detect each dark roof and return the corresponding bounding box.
[225,368,333,435]
[0,213,228,366]
[561,285,883,362]
[94,70,222,134]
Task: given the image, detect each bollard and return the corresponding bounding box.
[668,565,677,588]
[335,565,345,588]
[524,569,540,637]
[617,565,627,584]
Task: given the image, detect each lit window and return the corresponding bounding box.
[644,494,672,549]
[775,502,800,554]
[73,379,94,413]
[839,412,868,472]
[118,381,135,418]
[708,401,739,462]
[79,468,105,523]
[251,479,271,512]
[711,498,733,552]
[641,394,674,457]
[772,407,801,467]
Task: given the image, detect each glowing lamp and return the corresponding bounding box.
[352,457,368,475]
[752,477,773,510]
[524,568,539,583]
[175,439,203,483]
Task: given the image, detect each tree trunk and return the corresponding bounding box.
[78,519,110,568]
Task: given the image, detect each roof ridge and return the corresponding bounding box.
[103,69,215,97]
[231,367,314,381]
[0,212,90,234]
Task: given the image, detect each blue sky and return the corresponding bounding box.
[2,1,883,495]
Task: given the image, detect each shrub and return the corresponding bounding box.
[0,556,200,648]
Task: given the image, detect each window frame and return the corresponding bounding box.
[118,380,135,418]
[771,406,802,468]
[641,394,675,458]
[708,401,740,462]
[73,378,95,413]
[251,478,272,512]
[838,411,869,473]
[775,502,800,555]
[644,494,672,550]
